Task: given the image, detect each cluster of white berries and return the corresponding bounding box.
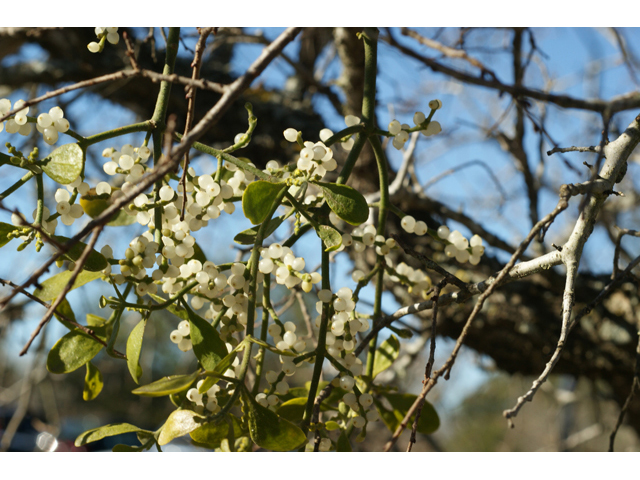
[268,321,310,354]
[102,144,151,182]
[341,224,397,256]
[259,243,321,293]
[386,260,432,298]
[437,225,484,265]
[88,27,119,53]
[186,380,222,413]
[336,387,380,428]
[170,319,194,352]
[399,215,429,236]
[54,187,85,226]
[388,99,443,150]
[0,99,69,145]
[282,128,337,181]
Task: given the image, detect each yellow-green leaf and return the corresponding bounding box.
[132,371,199,397]
[234,215,285,245]
[158,410,206,446]
[337,430,352,452]
[243,390,306,451]
[0,222,19,248]
[317,224,342,252]
[75,423,148,447]
[47,330,104,374]
[126,319,145,384]
[372,335,400,379]
[317,182,369,225]
[35,270,104,302]
[242,180,286,225]
[43,143,83,185]
[83,361,104,401]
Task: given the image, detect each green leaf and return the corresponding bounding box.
[317,182,369,225]
[337,430,352,452]
[52,235,108,272]
[184,303,228,371]
[158,409,206,446]
[75,423,148,447]
[43,143,83,185]
[242,390,306,451]
[242,180,286,225]
[47,330,104,374]
[198,350,238,394]
[35,270,104,302]
[189,422,229,448]
[148,293,189,321]
[112,444,143,452]
[53,298,77,330]
[83,361,104,401]
[234,215,285,245]
[379,393,440,435]
[372,335,400,379]
[317,224,343,252]
[275,397,307,423]
[126,319,145,384]
[132,371,199,397]
[0,222,19,248]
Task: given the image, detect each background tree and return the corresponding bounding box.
[1,26,640,452]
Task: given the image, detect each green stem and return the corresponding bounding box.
[246,187,288,337]
[302,248,331,430]
[34,174,44,227]
[335,133,367,186]
[81,121,152,147]
[151,28,181,128]
[365,136,389,380]
[252,275,271,396]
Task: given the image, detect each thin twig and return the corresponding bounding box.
[19,226,102,356]
[547,145,603,156]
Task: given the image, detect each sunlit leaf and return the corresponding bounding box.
[242,180,286,225]
[47,330,104,374]
[317,182,369,225]
[83,361,104,401]
[189,422,229,448]
[132,371,199,397]
[242,390,306,451]
[234,215,285,245]
[372,335,400,379]
[317,224,342,252]
[75,423,148,447]
[126,318,145,384]
[43,143,83,185]
[52,235,108,272]
[158,409,206,446]
[35,270,104,302]
[79,187,136,226]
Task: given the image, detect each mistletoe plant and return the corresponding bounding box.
[0,27,488,452]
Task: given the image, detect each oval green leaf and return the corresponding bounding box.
[158,409,206,446]
[126,319,145,384]
[52,235,108,272]
[317,224,343,252]
[0,222,19,248]
[242,180,286,225]
[243,390,306,451]
[184,302,228,371]
[317,182,369,225]
[379,393,440,435]
[83,361,104,401]
[47,330,104,374]
[43,143,83,185]
[35,270,104,302]
[132,370,199,397]
[234,215,285,245]
[189,422,229,448]
[372,334,400,379]
[75,423,148,447]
